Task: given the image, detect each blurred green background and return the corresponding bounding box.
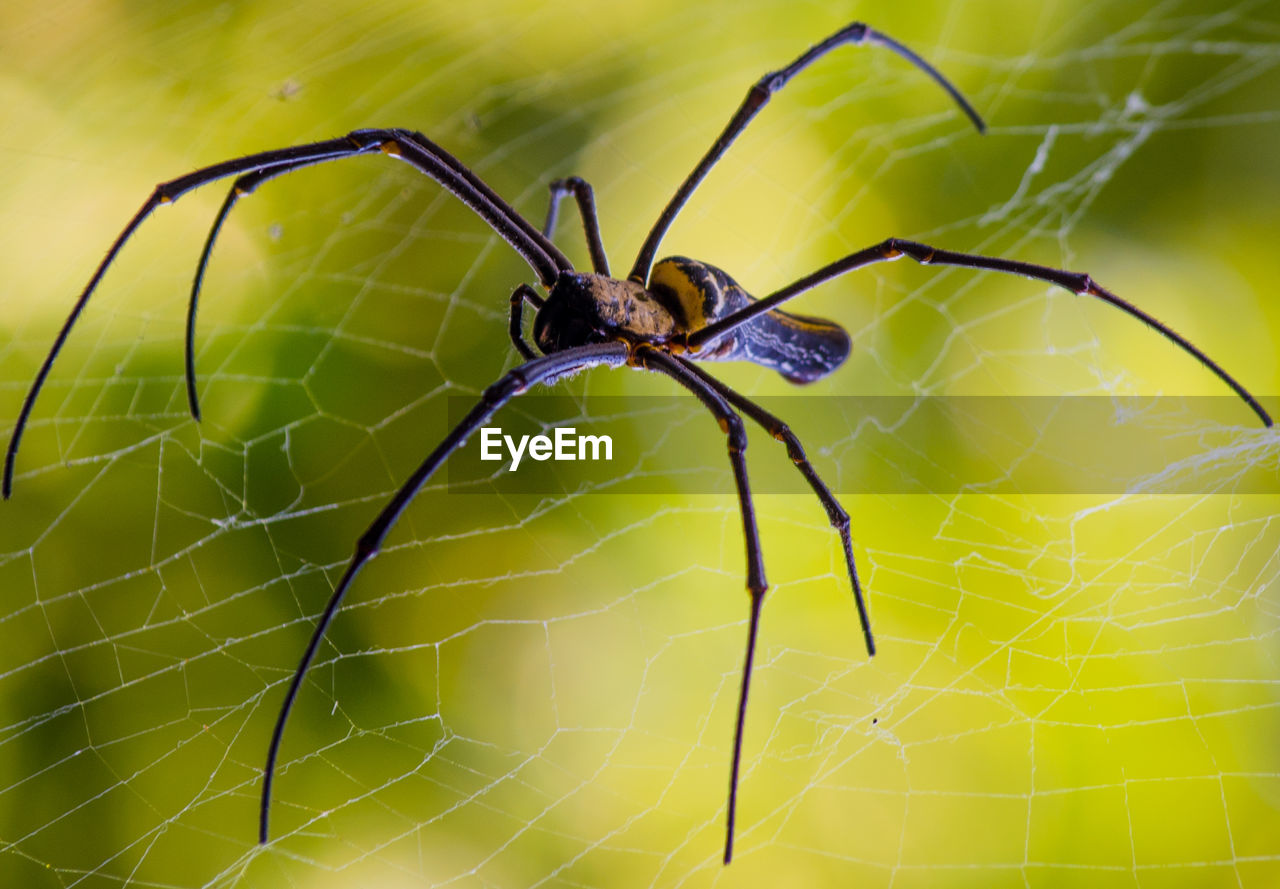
[1,0,1278,886]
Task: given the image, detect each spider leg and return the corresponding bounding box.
[259,340,628,844]
[629,21,985,284]
[4,128,570,499]
[541,177,610,275]
[634,346,766,865]
[185,128,577,421]
[508,283,544,360]
[400,129,574,273]
[687,237,1273,429]
[187,157,350,420]
[677,357,874,657]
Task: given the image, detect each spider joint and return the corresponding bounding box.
[670,334,698,356]
[625,343,652,369]
[900,241,935,263]
[486,375,526,401]
[757,71,787,95]
[1074,274,1097,295]
[354,532,381,562]
[723,418,747,452]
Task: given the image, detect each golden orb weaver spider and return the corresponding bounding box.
[3,20,1271,864]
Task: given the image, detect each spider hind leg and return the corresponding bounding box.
[678,356,874,656]
[636,346,768,865]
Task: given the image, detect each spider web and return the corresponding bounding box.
[1,0,1278,886]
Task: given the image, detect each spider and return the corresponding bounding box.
[4,20,1271,865]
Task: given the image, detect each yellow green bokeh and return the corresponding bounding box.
[1,1,1277,886]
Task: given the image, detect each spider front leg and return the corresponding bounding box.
[508,284,544,360]
[629,21,985,283]
[184,130,577,420]
[4,127,574,498]
[258,341,628,844]
[541,176,610,275]
[677,356,874,657]
[634,346,766,866]
[187,157,349,420]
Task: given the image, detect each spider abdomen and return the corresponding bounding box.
[649,256,851,383]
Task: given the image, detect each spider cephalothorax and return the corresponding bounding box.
[533,271,679,352]
[4,18,1270,866]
